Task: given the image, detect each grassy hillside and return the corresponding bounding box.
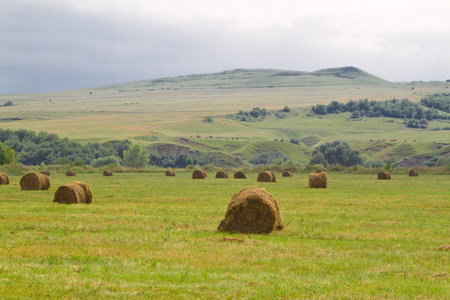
[0,67,449,165]
[99,66,388,91]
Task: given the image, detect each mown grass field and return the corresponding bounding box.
[0,172,448,299]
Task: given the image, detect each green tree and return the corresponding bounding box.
[313,105,327,115]
[384,161,393,171]
[351,110,361,118]
[0,142,19,165]
[123,144,149,168]
[309,152,327,166]
[312,141,364,167]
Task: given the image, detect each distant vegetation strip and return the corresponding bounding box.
[0,129,130,166]
[420,93,450,113]
[312,98,449,120]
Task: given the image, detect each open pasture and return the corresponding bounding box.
[0,79,448,144]
[0,172,448,298]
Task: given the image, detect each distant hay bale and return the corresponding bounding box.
[20,173,50,190]
[165,170,175,176]
[217,188,284,234]
[378,171,391,180]
[257,171,276,182]
[66,171,76,177]
[40,171,50,176]
[192,169,207,179]
[215,171,228,178]
[409,170,418,177]
[0,173,10,185]
[309,172,327,188]
[282,171,293,177]
[53,181,93,204]
[233,171,247,179]
[316,169,323,173]
[103,170,113,176]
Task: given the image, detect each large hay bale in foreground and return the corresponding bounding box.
[233,171,247,179]
[103,170,113,176]
[53,181,93,204]
[165,170,175,176]
[192,169,207,179]
[282,171,293,177]
[74,182,93,204]
[20,173,50,190]
[257,171,276,182]
[215,171,228,178]
[66,171,76,177]
[309,172,327,188]
[0,173,10,185]
[40,171,50,176]
[409,170,418,177]
[218,188,284,234]
[378,171,391,180]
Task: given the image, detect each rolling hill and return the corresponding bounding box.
[0,67,449,167]
[99,66,388,91]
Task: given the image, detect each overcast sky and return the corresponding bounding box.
[2,0,450,94]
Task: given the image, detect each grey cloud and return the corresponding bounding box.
[1,2,450,94]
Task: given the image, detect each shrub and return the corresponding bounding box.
[91,156,121,167]
[282,106,291,112]
[249,151,286,165]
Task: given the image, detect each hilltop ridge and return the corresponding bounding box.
[99,66,388,91]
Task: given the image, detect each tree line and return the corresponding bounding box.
[312,98,449,121]
[420,93,450,113]
[0,128,243,168]
[0,128,131,166]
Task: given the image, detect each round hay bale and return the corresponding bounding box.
[408,170,418,177]
[0,173,10,185]
[233,171,247,179]
[215,171,228,178]
[192,169,207,179]
[378,171,391,180]
[75,182,93,204]
[165,170,175,176]
[282,171,293,177]
[40,170,50,176]
[66,171,76,177]
[53,182,91,204]
[257,171,275,182]
[218,188,284,234]
[316,169,323,173]
[268,171,277,182]
[309,172,327,188]
[20,173,50,190]
[103,170,113,176]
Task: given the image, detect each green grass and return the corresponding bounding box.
[0,172,448,298]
